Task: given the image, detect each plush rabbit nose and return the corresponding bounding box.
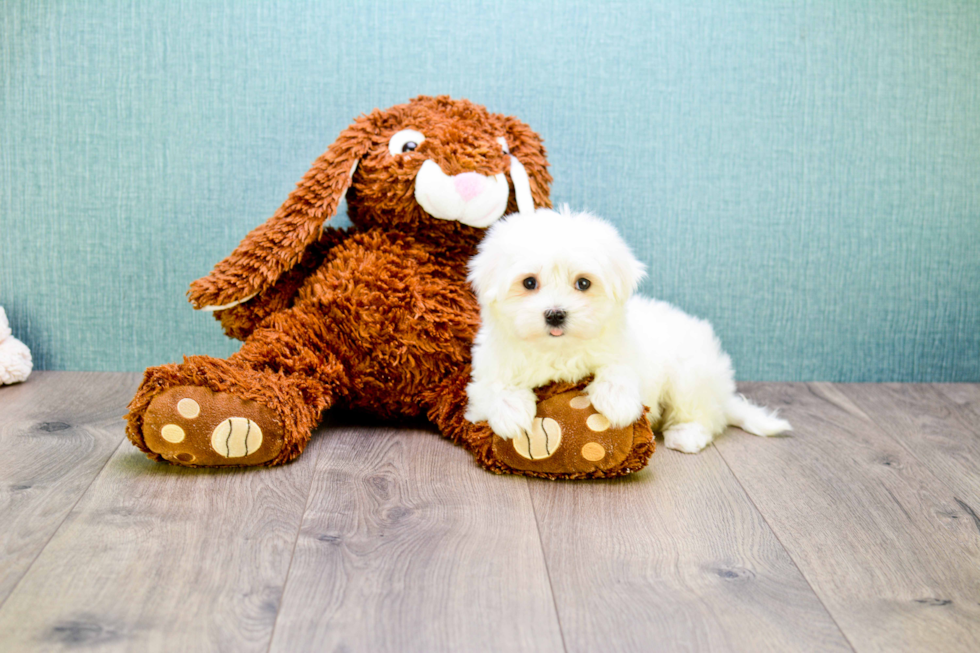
[454,173,486,202]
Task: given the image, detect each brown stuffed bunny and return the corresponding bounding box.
[126,96,654,479]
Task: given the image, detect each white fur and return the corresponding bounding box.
[0,307,32,385]
[465,206,791,453]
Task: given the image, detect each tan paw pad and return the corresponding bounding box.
[176,398,200,419]
[160,424,185,443]
[581,442,606,461]
[210,418,263,458]
[513,417,562,460]
[569,395,592,410]
[586,413,610,432]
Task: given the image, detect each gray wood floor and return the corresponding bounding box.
[1,373,978,652]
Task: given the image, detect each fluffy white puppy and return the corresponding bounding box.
[464,206,790,453]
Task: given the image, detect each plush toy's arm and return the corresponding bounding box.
[0,307,32,385]
[186,209,322,311]
[211,226,353,341]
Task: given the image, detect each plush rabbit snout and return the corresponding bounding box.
[415,161,510,227]
[415,151,537,227]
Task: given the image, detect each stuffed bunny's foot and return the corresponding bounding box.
[489,389,653,477]
[143,386,284,466]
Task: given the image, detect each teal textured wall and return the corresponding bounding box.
[1,1,978,381]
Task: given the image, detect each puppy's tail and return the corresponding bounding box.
[726,395,792,437]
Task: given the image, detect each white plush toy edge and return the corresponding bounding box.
[0,307,32,385]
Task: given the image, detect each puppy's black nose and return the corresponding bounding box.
[544,309,566,327]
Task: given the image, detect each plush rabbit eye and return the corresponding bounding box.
[388,129,426,156]
[575,278,591,291]
[522,276,538,290]
[496,137,510,155]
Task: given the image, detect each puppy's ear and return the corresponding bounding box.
[604,233,647,303]
[188,114,376,310]
[467,230,510,306]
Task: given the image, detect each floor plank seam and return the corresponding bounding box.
[525,480,569,653]
[264,424,332,653]
[0,434,128,615]
[710,439,859,653]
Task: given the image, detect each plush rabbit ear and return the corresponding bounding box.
[500,116,553,211]
[188,115,375,310]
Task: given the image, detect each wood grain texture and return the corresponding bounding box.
[716,383,980,653]
[0,372,139,609]
[841,384,980,503]
[0,407,324,651]
[269,422,564,653]
[529,443,852,652]
[933,384,980,432]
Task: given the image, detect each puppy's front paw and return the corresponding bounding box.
[664,423,713,454]
[488,412,534,441]
[487,389,537,440]
[586,380,644,428]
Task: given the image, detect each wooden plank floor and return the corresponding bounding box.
[1,374,978,652]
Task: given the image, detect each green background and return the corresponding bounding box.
[2,1,978,380]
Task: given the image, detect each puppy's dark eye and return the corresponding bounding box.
[523,277,538,290]
[402,141,418,153]
[575,278,591,291]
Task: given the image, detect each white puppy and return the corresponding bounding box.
[464,206,790,453]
